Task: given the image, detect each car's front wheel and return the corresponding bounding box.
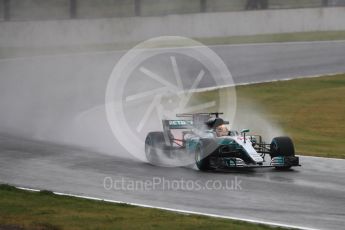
[270,136,295,169]
[195,145,211,171]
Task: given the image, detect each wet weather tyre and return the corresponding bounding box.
[270,136,295,169]
[195,145,211,171]
[145,132,165,165]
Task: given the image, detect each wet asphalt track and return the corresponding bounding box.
[1,41,345,229]
[1,40,345,86]
[0,135,344,230]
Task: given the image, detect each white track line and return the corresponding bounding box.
[301,155,345,161]
[210,39,345,48]
[15,186,318,230]
[190,72,344,93]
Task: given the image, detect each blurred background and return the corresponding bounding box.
[1,0,345,21]
[1,0,345,58]
[0,0,344,158]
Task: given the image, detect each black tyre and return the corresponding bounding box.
[270,136,295,169]
[195,145,211,171]
[145,132,165,165]
[195,139,217,171]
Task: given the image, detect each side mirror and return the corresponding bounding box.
[241,129,250,143]
[241,129,250,133]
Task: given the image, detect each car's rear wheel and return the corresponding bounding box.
[270,136,295,169]
[145,132,165,165]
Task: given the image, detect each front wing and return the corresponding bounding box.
[216,156,300,169]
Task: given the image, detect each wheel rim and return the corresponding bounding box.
[271,140,279,157]
[145,137,154,162]
[146,145,151,160]
[195,147,202,164]
[273,142,278,151]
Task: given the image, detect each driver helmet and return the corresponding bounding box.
[215,124,229,137]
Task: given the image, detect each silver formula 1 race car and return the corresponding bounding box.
[145,112,300,170]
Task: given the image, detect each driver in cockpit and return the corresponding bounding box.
[215,124,229,137]
[205,117,230,137]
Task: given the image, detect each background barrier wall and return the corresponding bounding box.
[0,0,4,20]
[0,7,344,50]
[76,0,136,18]
[8,0,70,20]
[1,0,345,21]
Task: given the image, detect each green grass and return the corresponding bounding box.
[199,74,345,159]
[0,184,287,230]
[196,31,345,46]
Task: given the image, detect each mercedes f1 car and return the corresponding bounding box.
[145,112,300,170]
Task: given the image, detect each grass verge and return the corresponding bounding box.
[198,74,345,159]
[0,184,287,230]
[196,31,345,46]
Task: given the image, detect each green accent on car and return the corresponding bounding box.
[273,156,285,165]
[217,138,235,145]
[186,138,199,152]
[224,158,237,167]
[168,120,193,129]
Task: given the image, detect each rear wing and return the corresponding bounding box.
[163,120,193,130]
[162,113,213,131]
